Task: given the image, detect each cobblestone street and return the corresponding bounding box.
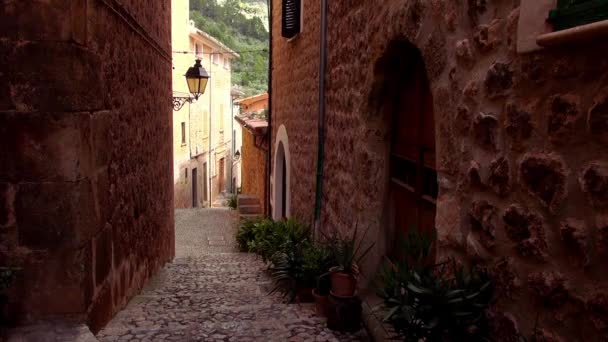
[96,209,369,341]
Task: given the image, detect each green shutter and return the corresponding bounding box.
[549,0,608,30]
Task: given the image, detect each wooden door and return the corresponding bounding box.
[192,168,198,208]
[389,58,437,244]
[219,158,225,193]
[203,163,208,202]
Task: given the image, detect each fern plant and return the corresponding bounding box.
[378,230,493,341]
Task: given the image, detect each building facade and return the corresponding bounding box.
[271,0,608,340]
[172,0,238,208]
[0,0,174,332]
[236,93,269,213]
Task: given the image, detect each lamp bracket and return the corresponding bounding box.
[172,93,199,111]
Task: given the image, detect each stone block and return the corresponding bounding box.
[559,218,587,253]
[519,153,568,212]
[91,111,113,169]
[588,92,608,145]
[579,161,608,209]
[435,195,464,247]
[586,291,608,332]
[468,200,496,249]
[8,42,104,112]
[0,41,13,111]
[455,39,474,66]
[484,62,513,99]
[527,271,569,307]
[503,205,535,242]
[94,226,113,286]
[0,111,91,183]
[0,0,87,42]
[474,19,504,52]
[503,204,547,260]
[87,284,114,334]
[0,183,15,227]
[16,181,98,250]
[488,156,511,197]
[548,94,582,144]
[489,257,519,298]
[472,113,498,150]
[505,102,533,143]
[19,248,87,316]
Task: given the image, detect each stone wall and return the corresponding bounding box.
[270,0,321,226]
[271,0,608,339]
[0,0,174,332]
[241,129,267,213]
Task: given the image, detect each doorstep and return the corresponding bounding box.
[4,321,97,342]
[359,289,394,342]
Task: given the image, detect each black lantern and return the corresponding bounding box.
[173,59,211,111]
[185,59,210,99]
[234,150,241,160]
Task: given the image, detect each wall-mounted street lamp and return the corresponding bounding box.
[172,59,210,111]
[234,150,241,160]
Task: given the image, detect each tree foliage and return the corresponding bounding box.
[190,0,269,96]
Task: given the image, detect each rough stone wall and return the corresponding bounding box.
[271,0,608,340]
[270,0,321,226]
[241,129,268,212]
[0,0,174,332]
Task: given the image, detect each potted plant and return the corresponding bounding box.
[0,267,18,333]
[312,272,331,316]
[327,225,374,297]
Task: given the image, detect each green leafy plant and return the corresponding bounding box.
[226,193,238,210]
[1,266,19,328]
[269,241,334,300]
[377,233,494,342]
[0,268,17,292]
[236,217,256,251]
[326,224,375,275]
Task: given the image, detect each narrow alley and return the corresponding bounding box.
[96,209,369,341]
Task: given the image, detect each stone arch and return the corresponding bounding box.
[273,124,291,220]
[356,39,437,276]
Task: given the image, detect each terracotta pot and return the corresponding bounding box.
[296,287,314,303]
[327,291,362,332]
[312,289,329,317]
[329,268,357,297]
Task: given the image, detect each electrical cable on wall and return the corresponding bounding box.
[172,49,268,55]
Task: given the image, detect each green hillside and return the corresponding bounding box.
[190,0,269,97]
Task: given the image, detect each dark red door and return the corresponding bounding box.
[389,60,437,243]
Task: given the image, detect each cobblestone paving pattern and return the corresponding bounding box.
[97,209,369,341]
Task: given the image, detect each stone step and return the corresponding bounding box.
[238,204,262,215]
[237,195,260,206]
[239,213,263,221]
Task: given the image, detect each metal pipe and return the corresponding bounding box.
[313,0,328,239]
[265,0,273,218]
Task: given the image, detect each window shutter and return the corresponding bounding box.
[549,0,608,31]
[282,0,301,38]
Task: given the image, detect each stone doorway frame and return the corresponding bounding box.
[273,124,291,220]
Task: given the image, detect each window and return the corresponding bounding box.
[518,0,608,52]
[219,104,225,132]
[282,0,302,38]
[223,57,229,69]
[181,122,186,144]
[549,0,608,31]
[195,43,202,59]
[212,53,220,65]
[185,168,188,183]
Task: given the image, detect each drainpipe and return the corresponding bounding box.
[208,56,213,207]
[313,0,328,239]
[265,0,273,218]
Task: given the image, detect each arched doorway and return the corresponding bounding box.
[273,125,291,220]
[381,40,437,253]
